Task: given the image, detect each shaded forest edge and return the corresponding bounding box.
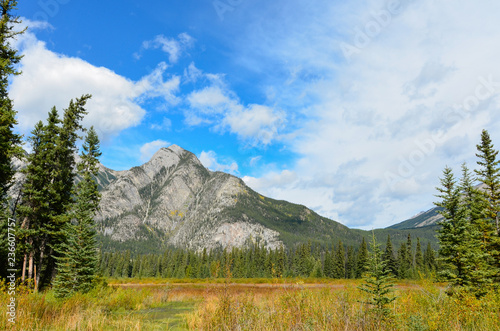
[99,235,436,280]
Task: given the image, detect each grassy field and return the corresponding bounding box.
[1,278,499,330]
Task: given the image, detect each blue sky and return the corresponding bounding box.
[12,0,500,229]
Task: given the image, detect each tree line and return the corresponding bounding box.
[99,235,437,280]
[0,2,101,298]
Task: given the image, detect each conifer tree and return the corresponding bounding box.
[275,245,286,277]
[358,232,396,318]
[334,240,345,278]
[435,165,493,296]
[0,1,24,280]
[53,127,101,297]
[397,243,410,279]
[459,164,496,291]
[383,235,398,277]
[475,129,500,234]
[345,246,356,279]
[406,234,414,275]
[18,96,91,290]
[323,246,333,278]
[415,238,423,274]
[356,237,369,278]
[18,110,61,289]
[45,95,91,286]
[474,130,500,282]
[423,242,436,273]
[0,0,24,212]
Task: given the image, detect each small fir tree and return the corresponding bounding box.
[358,232,396,318]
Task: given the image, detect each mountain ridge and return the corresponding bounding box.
[9,144,440,253]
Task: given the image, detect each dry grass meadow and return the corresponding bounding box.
[1,278,499,330]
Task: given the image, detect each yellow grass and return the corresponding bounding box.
[186,279,500,331]
[1,279,499,330]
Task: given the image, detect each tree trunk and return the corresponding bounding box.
[28,250,33,280]
[21,253,27,282]
[20,216,30,283]
[35,242,45,292]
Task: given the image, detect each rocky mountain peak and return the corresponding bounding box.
[141,145,183,178]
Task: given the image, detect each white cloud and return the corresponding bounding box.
[223,104,285,145]
[199,150,239,175]
[243,170,297,191]
[140,140,170,162]
[249,156,262,167]
[187,85,232,114]
[10,27,181,141]
[136,62,181,105]
[137,33,194,63]
[232,0,500,228]
[183,62,203,83]
[186,73,285,145]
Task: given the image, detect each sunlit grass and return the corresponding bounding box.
[0,282,174,330]
[1,279,499,330]
[187,279,500,331]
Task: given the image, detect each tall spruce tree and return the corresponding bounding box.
[334,240,345,278]
[406,234,414,276]
[345,246,356,279]
[436,165,493,297]
[323,245,334,278]
[17,122,46,284]
[415,238,423,274]
[475,130,500,234]
[356,237,369,278]
[474,130,500,282]
[423,242,436,273]
[0,0,24,206]
[43,95,90,288]
[0,0,24,280]
[53,127,101,297]
[460,164,496,292]
[397,242,410,279]
[18,109,61,290]
[383,235,398,277]
[18,96,91,290]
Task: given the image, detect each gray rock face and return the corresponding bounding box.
[95,145,283,250]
